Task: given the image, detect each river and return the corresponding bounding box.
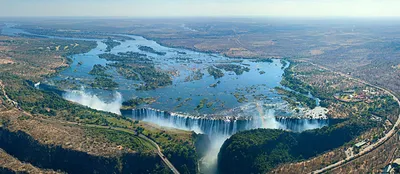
[1,23,329,171]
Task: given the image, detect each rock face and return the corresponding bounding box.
[217,119,375,174]
[0,127,166,174]
[275,117,329,132]
[128,108,329,136]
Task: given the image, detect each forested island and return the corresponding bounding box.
[102,38,121,52]
[138,45,166,56]
[97,51,172,90]
[88,64,111,77]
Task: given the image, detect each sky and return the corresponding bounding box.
[1,0,400,17]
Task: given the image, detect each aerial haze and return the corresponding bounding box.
[2,0,400,17]
[1,0,400,174]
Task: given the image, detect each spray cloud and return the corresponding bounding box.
[63,89,123,115]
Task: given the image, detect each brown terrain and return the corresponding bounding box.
[114,19,400,173]
[0,34,195,173]
[1,18,399,173]
[0,148,60,174]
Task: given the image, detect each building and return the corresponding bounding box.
[354,141,366,148]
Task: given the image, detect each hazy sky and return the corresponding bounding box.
[1,0,400,17]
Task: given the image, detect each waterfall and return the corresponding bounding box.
[130,108,328,135]
[128,108,329,173]
[276,117,329,132]
[63,90,123,115]
[131,108,250,136]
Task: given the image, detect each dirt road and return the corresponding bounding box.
[305,62,400,174]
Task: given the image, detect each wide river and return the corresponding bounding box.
[2,23,329,132]
[2,23,331,170]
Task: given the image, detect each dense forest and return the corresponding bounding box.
[218,118,377,174]
[102,38,121,52]
[0,127,168,174]
[0,74,204,173]
[97,52,172,90]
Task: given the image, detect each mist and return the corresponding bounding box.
[63,89,123,115]
[61,90,326,173]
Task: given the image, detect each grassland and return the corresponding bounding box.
[0,36,96,81]
[5,18,400,173]
[0,34,203,173]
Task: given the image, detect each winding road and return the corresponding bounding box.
[0,81,180,174]
[304,61,400,174]
[138,134,180,174]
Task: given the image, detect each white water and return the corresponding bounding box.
[129,107,328,172]
[63,89,123,115]
[61,89,328,173]
[34,82,41,89]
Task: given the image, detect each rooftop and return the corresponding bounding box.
[354,141,366,148]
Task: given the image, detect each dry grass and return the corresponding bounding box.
[331,133,400,173]
[0,108,126,157]
[310,49,324,56]
[0,36,95,81]
[0,149,60,174]
[270,127,387,174]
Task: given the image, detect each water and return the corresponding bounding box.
[127,108,328,135]
[54,34,287,116]
[2,23,329,172]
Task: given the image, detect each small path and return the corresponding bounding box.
[138,134,180,174]
[0,80,180,174]
[303,61,400,174]
[41,119,180,174]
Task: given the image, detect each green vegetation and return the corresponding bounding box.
[280,64,314,95]
[207,66,224,79]
[175,98,192,109]
[0,127,168,174]
[280,61,400,122]
[0,35,205,173]
[88,64,110,77]
[215,64,250,75]
[98,52,150,62]
[1,74,202,173]
[195,99,208,110]
[184,70,204,82]
[280,59,288,68]
[253,94,268,100]
[85,127,154,152]
[109,63,172,90]
[254,58,273,63]
[232,92,248,103]
[275,87,317,109]
[209,80,221,88]
[98,52,172,90]
[121,97,156,110]
[206,101,214,108]
[90,77,118,90]
[138,45,166,56]
[218,118,377,174]
[0,37,96,81]
[111,63,141,80]
[102,37,121,52]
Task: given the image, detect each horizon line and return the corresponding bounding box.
[1,15,400,19]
